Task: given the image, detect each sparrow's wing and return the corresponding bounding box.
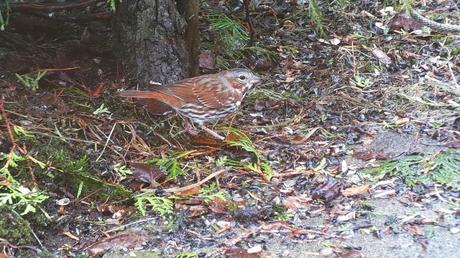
[161,74,235,109]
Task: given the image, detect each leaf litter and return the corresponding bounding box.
[1,0,460,257]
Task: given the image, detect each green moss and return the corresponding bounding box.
[49,149,132,201]
[32,139,132,202]
[0,206,32,244]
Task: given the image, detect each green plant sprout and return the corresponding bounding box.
[223,128,273,180]
[199,183,229,203]
[113,163,133,180]
[134,192,173,216]
[148,150,195,179]
[308,0,325,36]
[0,0,10,31]
[12,126,33,140]
[93,103,111,115]
[363,149,460,189]
[351,75,373,89]
[0,152,49,215]
[15,70,47,92]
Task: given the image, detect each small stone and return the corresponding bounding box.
[320,247,334,256]
[449,227,460,234]
[247,244,263,254]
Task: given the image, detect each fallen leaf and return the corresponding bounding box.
[88,231,146,256]
[394,117,409,125]
[247,244,263,254]
[372,48,392,65]
[388,11,421,32]
[0,175,11,186]
[311,180,343,202]
[208,199,230,214]
[130,162,165,185]
[225,247,262,258]
[403,224,424,236]
[401,50,421,59]
[339,250,364,258]
[190,134,224,147]
[175,185,201,196]
[341,185,370,197]
[353,149,391,161]
[282,196,308,211]
[337,211,356,222]
[97,204,135,217]
[90,82,104,97]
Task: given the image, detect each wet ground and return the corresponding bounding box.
[1,0,459,257]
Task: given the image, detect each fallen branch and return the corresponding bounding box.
[142,169,227,194]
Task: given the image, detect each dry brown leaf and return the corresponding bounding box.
[388,12,421,32]
[190,134,224,146]
[353,149,391,161]
[372,48,392,65]
[339,250,364,258]
[341,185,370,197]
[130,162,165,185]
[282,196,308,211]
[88,231,146,257]
[208,199,230,214]
[403,224,424,236]
[225,247,262,258]
[175,185,201,196]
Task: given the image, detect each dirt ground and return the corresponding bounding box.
[1,1,459,257]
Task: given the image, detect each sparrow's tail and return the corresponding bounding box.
[119,90,182,108]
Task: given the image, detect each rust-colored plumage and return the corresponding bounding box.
[120,68,261,140]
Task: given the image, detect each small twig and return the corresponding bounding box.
[142,169,227,194]
[447,62,458,88]
[0,238,42,253]
[28,131,98,144]
[103,217,158,234]
[96,122,117,162]
[78,188,103,203]
[0,96,17,148]
[30,228,45,251]
[243,0,256,41]
[34,67,79,73]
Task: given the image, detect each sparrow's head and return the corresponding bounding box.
[224,68,261,92]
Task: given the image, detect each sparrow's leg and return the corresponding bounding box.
[177,118,199,136]
[198,123,225,140]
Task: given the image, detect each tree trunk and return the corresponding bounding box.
[177,0,200,77]
[114,0,199,87]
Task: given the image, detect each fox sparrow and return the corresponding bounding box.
[120,68,261,140]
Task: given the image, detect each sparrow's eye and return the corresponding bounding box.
[239,75,246,80]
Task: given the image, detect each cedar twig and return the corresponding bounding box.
[0,96,17,149]
[141,168,227,194]
[162,168,226,193]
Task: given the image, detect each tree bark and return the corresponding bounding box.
[114,0,199,87]
[177,0,200,77]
